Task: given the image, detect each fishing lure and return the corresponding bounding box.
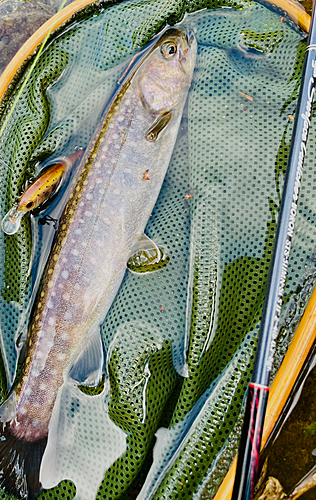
[2,149,83,235]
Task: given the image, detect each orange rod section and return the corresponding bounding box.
[0,0,96,102]
[214,282,316,500]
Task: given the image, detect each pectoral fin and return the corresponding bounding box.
[145,111,172,142]
[127,234,169,274]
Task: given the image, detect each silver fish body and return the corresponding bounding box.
[0,26,196,500]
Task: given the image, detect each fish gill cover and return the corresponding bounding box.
[0,0,315,499]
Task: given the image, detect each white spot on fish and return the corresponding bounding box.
[62,271,69,279]
[47,300,54,309]
[86,194,93,200]
[48,317,56,327]
[57,353,66,361]
[20,407,27,415]
[63,293,71,301]
[85,211,92,217]
[71,249,79,256]
[38,330,45,340]
[24,387,32,396]
[64,311,72,321]
[75,229,82,235]
[62,257,67,263]
[39,383,47,391]
[118,115,124,122]
[79,201,85,207]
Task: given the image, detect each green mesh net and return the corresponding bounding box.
[0,0,315,499]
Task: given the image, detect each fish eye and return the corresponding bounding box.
[26,201,34,209]
[161,42,177,59]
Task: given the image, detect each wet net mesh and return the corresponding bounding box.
[0,0,315,498]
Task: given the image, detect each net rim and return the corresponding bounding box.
[0,0,96,103]
[0,1,313,499]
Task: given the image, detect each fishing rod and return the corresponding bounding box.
[231,2,316,499]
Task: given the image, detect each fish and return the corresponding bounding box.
[1,149,84,236]
[0,26,197,499]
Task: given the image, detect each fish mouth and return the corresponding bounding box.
[179,30,197,75]
[186,31,195,47]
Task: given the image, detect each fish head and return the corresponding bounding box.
[138,27,197,114]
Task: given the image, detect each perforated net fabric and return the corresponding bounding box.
[0,0,315,499]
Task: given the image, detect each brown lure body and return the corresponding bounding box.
[18,162,65,213]
[19,149,84,212]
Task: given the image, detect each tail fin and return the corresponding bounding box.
[0,422,47,499]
